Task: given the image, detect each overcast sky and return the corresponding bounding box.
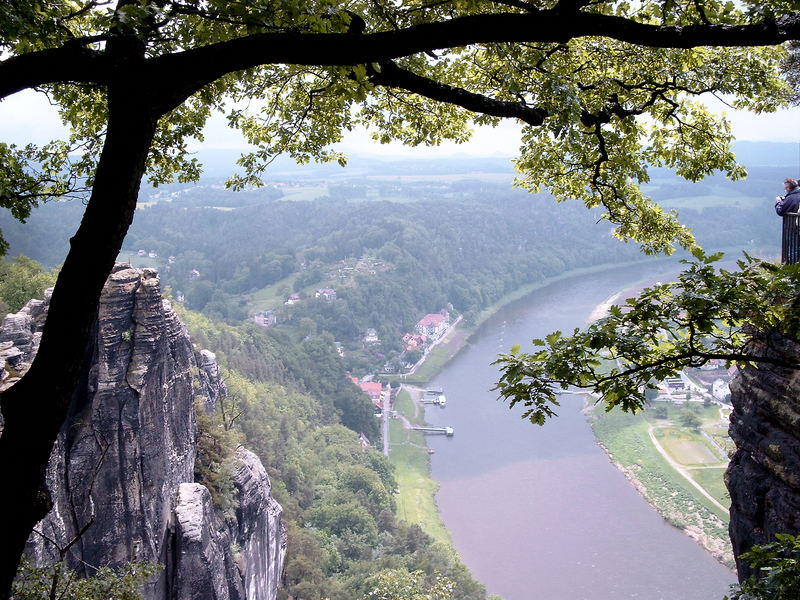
[0,88,797,158]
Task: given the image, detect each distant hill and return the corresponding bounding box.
[190,142,798,181]
[733,141,800,170]
[189,148,516,181]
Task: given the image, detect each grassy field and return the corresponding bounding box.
[659,427,722,465]
[690,467,730,506]
[590,402,734,566]
[388,390,454,547]
[396,328,470,385]
[278,184,329,202]
[705,424,736,455]
[246,273,299,312]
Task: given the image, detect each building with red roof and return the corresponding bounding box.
[415,313,449,338]
[349,376,384,409]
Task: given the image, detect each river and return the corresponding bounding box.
[424,261,737,600]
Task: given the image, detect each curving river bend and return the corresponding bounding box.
[424,262,737,600]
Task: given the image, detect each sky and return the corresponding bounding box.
[0,87,797,158]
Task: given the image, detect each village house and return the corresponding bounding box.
[315,288,337,301]
[253,310,277,328]
[712,378,731,402]
[349,376,384,410]
[415,312,449,338]
[663,376,685,392]
[382,361,397,374]
[285,293,301,305]
[402,332,427,351]
[364,328,380,344]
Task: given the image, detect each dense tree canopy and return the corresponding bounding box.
[1,0,799,597]
[1,1,797,250]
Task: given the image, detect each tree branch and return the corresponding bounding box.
[148,10,800,111]
[0,44,110,99]
[576,348,800,391]
[5,10,798,108]
[368,61,548,126]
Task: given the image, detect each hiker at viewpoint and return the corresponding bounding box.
[775,178,800,216]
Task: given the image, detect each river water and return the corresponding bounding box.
[424,261,737,600]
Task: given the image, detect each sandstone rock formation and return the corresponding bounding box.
[171,450,284,600]
[0,264,285,599]
[726,329,800,579]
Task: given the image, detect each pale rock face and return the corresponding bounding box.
[172,483,244,600]
[726,329,800,579]
[195,348,227,412]
[2,264,285,600]
[171,452,287,600]
[233,449,287,600]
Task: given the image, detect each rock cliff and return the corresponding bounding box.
[0,264,285,599]
[726,329,800,579]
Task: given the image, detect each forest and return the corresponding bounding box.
[0,148,795,598]
[164,304,493,600]
[0,157,784,375]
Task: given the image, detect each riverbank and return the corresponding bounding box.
[388,388,454,548]
[390,257,672,387]
[387,260,737,599]
[588,400,735,568]
[387,257,738,571]
[583,271,737,569]
[384,258,671,542]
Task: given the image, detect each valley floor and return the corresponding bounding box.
[589,401,735,568]
[385,261,737,572]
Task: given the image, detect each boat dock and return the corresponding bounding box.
[411,425,454,436]
[422,388,447,406]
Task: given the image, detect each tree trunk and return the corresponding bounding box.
[0,87,158,598]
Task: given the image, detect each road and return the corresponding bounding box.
[647,425,728,514]
[382,387,390,456]
[403,315,462,376]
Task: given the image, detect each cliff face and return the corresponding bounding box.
[171,450,284,600]
[726,329,800,579]
[0,265,285,599]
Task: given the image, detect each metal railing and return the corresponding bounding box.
[782,213,800,265]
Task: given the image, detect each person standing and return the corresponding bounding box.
[775,178,800,215]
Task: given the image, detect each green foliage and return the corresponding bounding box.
[362,569,454,600]
[0,255,57,313]
[725,535,800,600]
[12,559,159,600]
[495,252,800,424]
[177,306,489,600]
[193,397,244,519]
[678,409,702,431]
[652,405,668,419]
